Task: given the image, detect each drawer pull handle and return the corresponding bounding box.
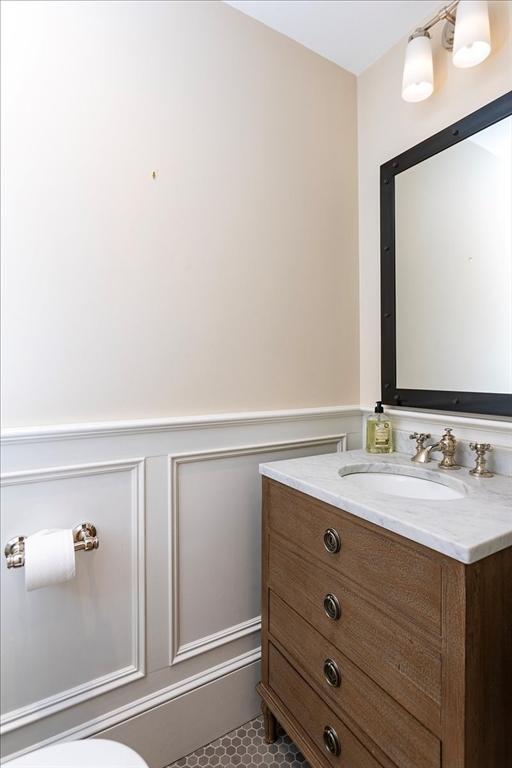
[323,658,341,688]
[323,528,341,554]
[323,725,341,756]
[323,593,341,621]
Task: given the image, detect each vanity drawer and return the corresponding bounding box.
[267,480,441,635]
[268,537,441,733]
[269,591,440,768]
[268,643,382,768]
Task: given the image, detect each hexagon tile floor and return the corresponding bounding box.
[167,716,309,768]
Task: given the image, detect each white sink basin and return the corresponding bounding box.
[338,464,467,501]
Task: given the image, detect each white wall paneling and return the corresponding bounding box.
[2,405,510,765]
[2,405,509,766]
[0,460,145,734]
[169,436,345,665]
[0,407,359,765]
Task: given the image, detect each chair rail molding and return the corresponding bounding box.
[0,406,361,445]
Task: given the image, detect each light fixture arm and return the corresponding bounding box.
[409,1,459,51]
[421,1,459,34]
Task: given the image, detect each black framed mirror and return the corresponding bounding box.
[380,91,512,418]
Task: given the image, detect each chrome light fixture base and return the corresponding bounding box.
[441,20,456,51]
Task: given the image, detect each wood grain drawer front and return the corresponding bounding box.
[269,644,382,768]
[269,592,440,768]
[267,480,441,635]
[268,539,441,734]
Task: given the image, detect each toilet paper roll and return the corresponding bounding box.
[25,529,76,591]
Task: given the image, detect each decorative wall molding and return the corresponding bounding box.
[0,406,360,445]
[173,616,261,666]
[168,435,346,666]
[4,404,508,446]
[1,666,144,736]
[0,459,146,734]
[0,458,145,486]
[1,650,261,765]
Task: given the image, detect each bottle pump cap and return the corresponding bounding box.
[374,401,384,414]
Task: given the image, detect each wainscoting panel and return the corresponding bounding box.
[170,436,344,665]
[0,407,360,766]
[0,460,145,733]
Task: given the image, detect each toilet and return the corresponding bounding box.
[6,738,149,767]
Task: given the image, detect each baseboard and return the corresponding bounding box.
[0,651,260,764]
[95,661,261,768]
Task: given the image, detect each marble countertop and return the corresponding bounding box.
[259,449,512,564]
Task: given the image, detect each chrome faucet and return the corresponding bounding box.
[409,433,441,463]
[437,428,460,470]
[410,428,460,469]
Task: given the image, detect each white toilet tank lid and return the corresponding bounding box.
[6,738,149,767]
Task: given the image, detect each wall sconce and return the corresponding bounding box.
[402,0,491,102]
[402,30,434,103]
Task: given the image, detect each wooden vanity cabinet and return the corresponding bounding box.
[257,477,512,768]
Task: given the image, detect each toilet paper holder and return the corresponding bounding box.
[4,523,99,569]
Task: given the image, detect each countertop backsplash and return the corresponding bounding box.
[393,428,512,477]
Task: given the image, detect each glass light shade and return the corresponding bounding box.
[402,34,434,103]
[453,0,491,68]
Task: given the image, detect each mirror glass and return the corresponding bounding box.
[394,115,512,394]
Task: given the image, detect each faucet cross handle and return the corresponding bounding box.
[409,432,431,449]
[410,432,439,463]
[469,443,494,478]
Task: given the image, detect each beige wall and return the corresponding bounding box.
[0,0,359,427]
[358,0,512,407]
[4,0,510,428]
